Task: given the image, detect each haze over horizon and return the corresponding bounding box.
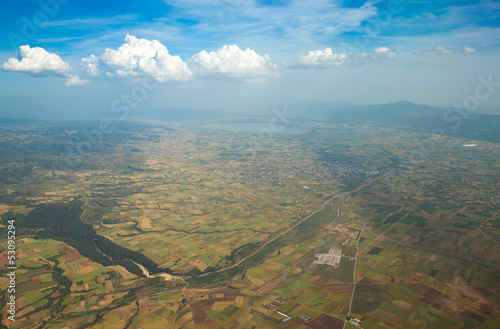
[1,0,500,120]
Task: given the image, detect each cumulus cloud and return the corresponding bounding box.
[80,37,273,82]
[293,48,347,68]
[190,45,274,79]
[65,75,89,86]
[2,45,87,86]
[418,46,454,55]
[81,54,99,76]
[463,46,476,53]
[100,34,192,82]
[374,47,398,60]
[2,45,70,76]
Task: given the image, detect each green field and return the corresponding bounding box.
[0,118,499,328]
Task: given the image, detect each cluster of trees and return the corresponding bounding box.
[19,200,171,277]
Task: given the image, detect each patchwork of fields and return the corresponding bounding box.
[0,119,499,328]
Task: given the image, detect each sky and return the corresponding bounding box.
[0,0,499,120]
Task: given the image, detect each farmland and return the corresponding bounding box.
[0,115,499,328]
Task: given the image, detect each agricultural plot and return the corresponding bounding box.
[0,238,142,328]
[0,120,499,328]
[330,132,500,328]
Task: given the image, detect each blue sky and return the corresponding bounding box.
[1,0,500,119]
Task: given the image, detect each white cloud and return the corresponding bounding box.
[100,34,192,82]
[81,55,99,76]
[463,46,476,53]
[65,75,89,86]
[293,48,347,68]
[2,45,70,76]
[374,47,398,60]
[163,0,378,41]
[419,46,454,55]
[2,45,87,86]
[190,45,274,78]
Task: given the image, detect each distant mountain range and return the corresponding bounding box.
[291,100,500,143]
